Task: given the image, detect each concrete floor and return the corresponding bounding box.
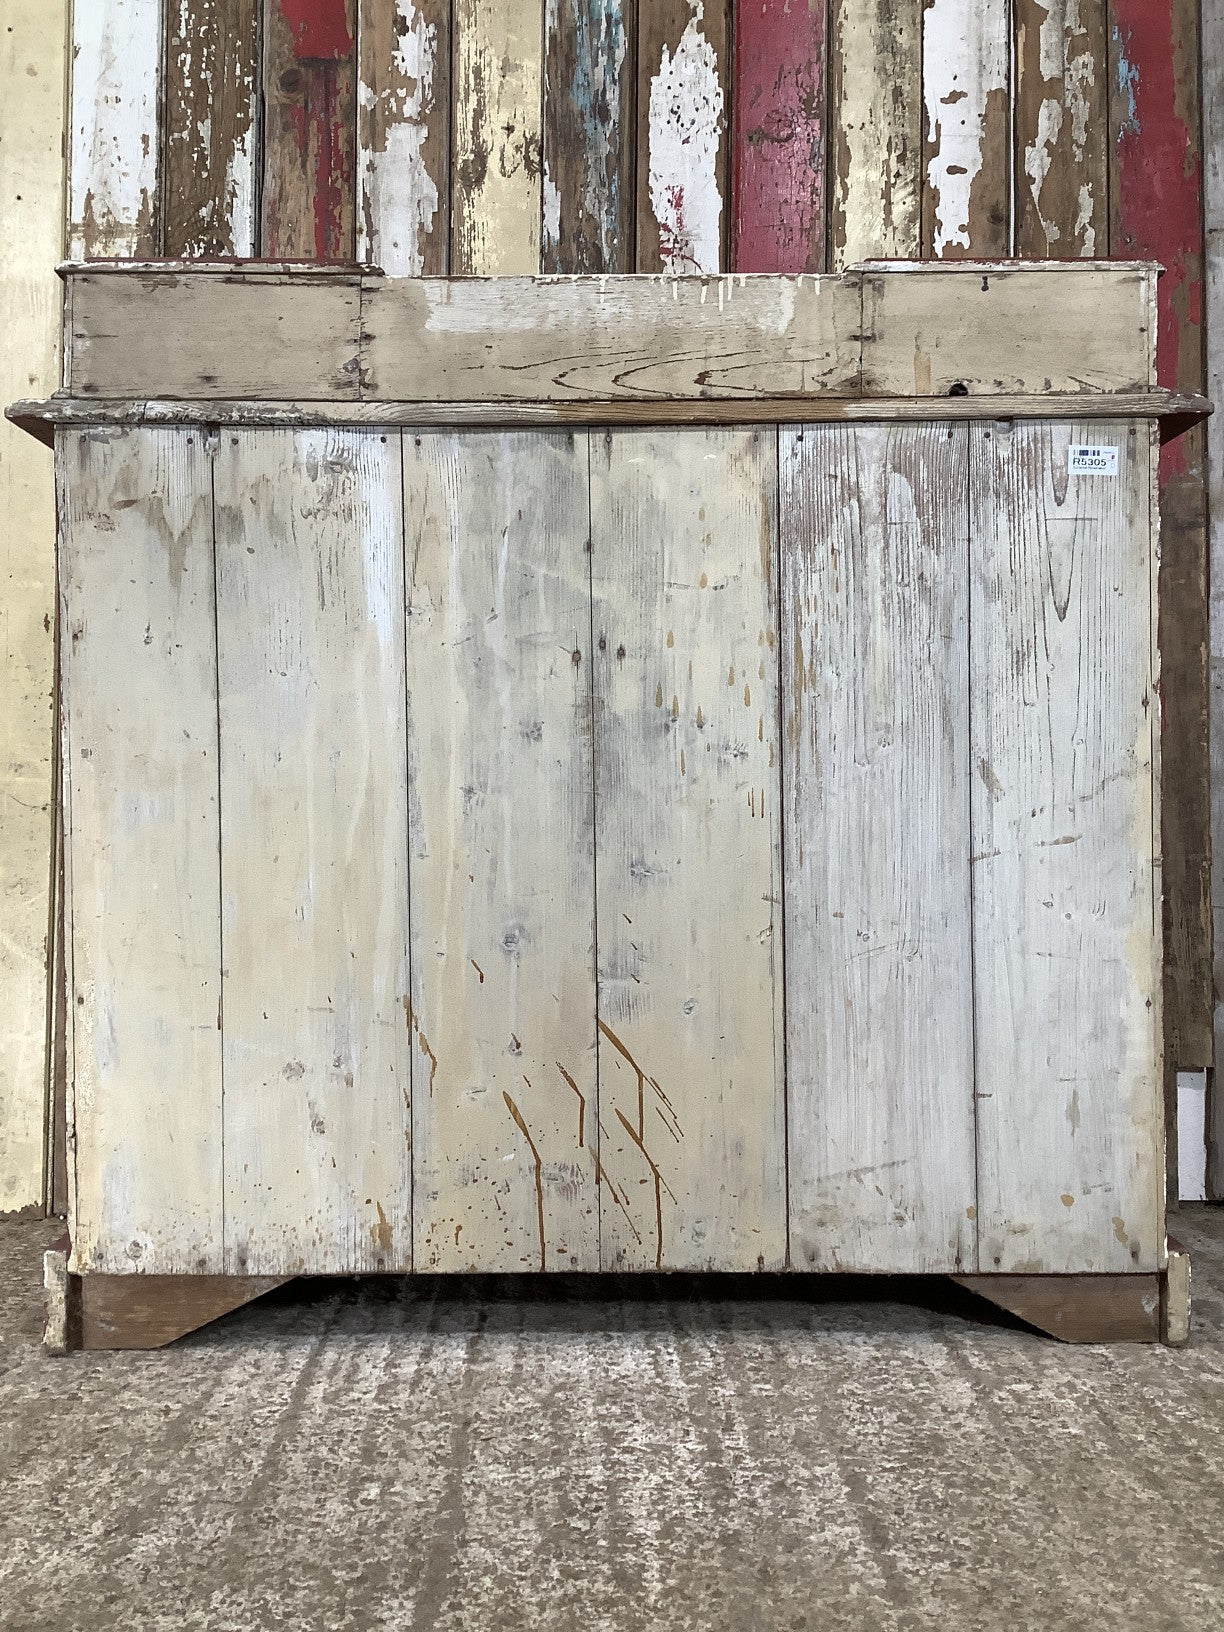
[2,1215,1223,1632]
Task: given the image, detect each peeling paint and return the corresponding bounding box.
[358,0,443,275]
[648,1,725,275]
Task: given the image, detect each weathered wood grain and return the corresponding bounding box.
[0,0,66,1215]
[214,430,411,1276]
[262,0,357,260]
[78,1273,289,1350]
[357,0,449,275]
[830,0,922,265]
[1204,0,1224,1197]
[921,0,1009,257]
[58,428,222,1274]
[452,0,544,274]
[782,423,975,1273]
[362,273,861,401]
[543,0,634,273]
[67,270,363,400]
[591,428,785,1272]
[971,420,1162,1275]
[1111,0,1212,1077]
[955,1274,1163,1343]
[638,1,730,274]
[69,0,161,258]
[404,430,598,1273]
[732,0,828,274]
[164,0,261,256]
[860,265,1156,397]
[1014,0,1109,258]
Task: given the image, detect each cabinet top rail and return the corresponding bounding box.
[10,261,1212,441]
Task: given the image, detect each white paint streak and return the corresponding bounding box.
[69,0,161,257]
[648,2,724,275]
[358,0,441,276]
[922,0,1008,255]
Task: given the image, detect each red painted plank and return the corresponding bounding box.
[262,0,357,261]
[733,0,828,273]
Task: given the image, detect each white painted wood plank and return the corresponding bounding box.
[591,427,785,1272]
[643,1,727,274]
[971,420,1163,1273]
[921,0,1010,256]
[405,430,599,1272]
[0,0,68,1214]
[782,422,976,1273]
[214,430,412,1276]
[69,0,162,258]
[58,427,222,1272]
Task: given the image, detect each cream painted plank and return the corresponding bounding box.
[68,272,363,400]
[452,0,544,274]
[0,0,67,1214]
[972,420,1162,1273]
[405,430,598,1272]
[362,273,862,401]
[783,423,975,1273]
[591,428,785,1272]
[830,0,923,265]
[358,0,450,275]
[68,0,161,258]
[921,0,1010,257]
[215,430,411,1276]
[58,427,221,1273]
[861,265,1155,397]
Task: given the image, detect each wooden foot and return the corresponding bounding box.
[953,1271,1170,1344]
[1163,1239,1192,1346]
[44,1260,289,1352]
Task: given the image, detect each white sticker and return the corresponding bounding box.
[1068,444,1119,476]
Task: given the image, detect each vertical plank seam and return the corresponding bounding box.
[154,0,169,256]
[967,419,983,1274]
[398,429,415,1270]
[628,0,640,273]
[722,0,733,275]
[208,427,226,1270]
[585,427,602,1268]
[537,0,547,271]
[774,423,791,1269]
[55,440,80,1257]
[445,0,455,274]
[255,0,268,252]
[1006,0,1017,255]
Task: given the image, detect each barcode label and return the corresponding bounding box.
[1068,444,1119,476]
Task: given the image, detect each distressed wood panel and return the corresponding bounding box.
[262,0,357,259]
[67,271,363,400]
[405,430,598,1273]
[921,0,1010,257]
[971,420,1162,1274]
[1205,0,1224,1195]
[0,0,66,1215]
[543,0,634,273]
[214,430,411,1275]
[782,422,975,1273]
[1014,0,1109,258]
[164,0,260,257]
[861,265,1156,397]
[591,428,785,1272]
[362,273,861,400]
[452,0,544,274]
[638,0,730,274]
[732,0,828,274]
[1111,0,1211,1075]
[58,428,221,1272]
[69,0,161,258]
[357,0,449,275]
[830,0,922,266]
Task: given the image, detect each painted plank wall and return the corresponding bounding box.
[0,0,67,1214]
[1110,0,1212,1088]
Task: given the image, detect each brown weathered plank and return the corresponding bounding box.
[262,0,357,260]
[954,1275,1163,1343]
[1205,0,1224,1196]
[591,427,785,1272]
[543,0,635,273]
[1014,0,1109,258]
[78,1274,289,1350]
[829,0,922,265]
[357,0,450,274]
[921,0,1010,256]
[164,0,261,256]
[638,0,730,273]
[452,0,544,275]
[782,422,976,1274]
[404,430,599,1273]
